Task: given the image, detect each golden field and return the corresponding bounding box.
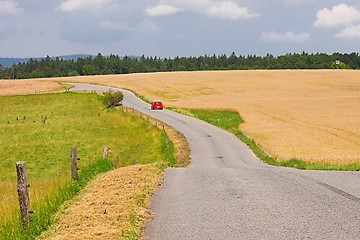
[1,70,359,164]
[0,79,60,95]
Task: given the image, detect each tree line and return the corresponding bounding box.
[0,51,359,79]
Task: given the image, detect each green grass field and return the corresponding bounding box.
[0,92,174,239]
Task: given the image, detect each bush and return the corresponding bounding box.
[103,90,124,108]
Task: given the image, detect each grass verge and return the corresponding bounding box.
[0,92,176,239]
[182,108,360,171]
[36,108,188,240]
[37,165,164,240]
[1,158,113,240]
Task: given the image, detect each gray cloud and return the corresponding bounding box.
[57,0,116,13]
[0,0,23,15]
[0,0,359,57]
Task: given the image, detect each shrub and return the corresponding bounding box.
[103,90,124,108]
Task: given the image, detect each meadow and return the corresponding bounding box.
[0,92,174,239]
[1,69,359,165]
[36,69,359,166]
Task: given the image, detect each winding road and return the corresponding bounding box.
[69,83,360,240]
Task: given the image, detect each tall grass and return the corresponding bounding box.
[186,108,360,171]
[0,92,174,239]
[1,158,113,240]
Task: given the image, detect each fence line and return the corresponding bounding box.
[71,147,79,181]
[16,161,32,228]
[14,107,171,228]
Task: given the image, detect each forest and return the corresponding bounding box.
[0,51,359,79]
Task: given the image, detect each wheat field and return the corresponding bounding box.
[1,70,359,164]
[0,79,61,95]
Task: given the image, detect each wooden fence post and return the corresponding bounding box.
[16,162,32,227]
[71,147,78,181]
[115,155,119,168]
[103,146,109,158]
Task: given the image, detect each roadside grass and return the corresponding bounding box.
[183,108,360,171]
[0,92,175,239]
[58,83,72,91]
[111,87,358,171]
[134,93,151,104]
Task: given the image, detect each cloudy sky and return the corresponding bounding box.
[1,0,360,58]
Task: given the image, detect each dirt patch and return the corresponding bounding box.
[37,165,163,240]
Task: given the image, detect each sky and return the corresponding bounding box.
[0,0,360,58]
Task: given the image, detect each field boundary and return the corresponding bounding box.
[175,107,360,171]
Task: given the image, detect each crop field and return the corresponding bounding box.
[0,69,359,238]
[0,79,61,95]
[0,92,173,238]
[1,69,359,165]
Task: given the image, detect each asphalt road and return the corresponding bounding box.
[69,83,360,240]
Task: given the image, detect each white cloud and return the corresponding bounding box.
[261,31,310,43]
[58,0,114,13]
[146,4,181,17]
[146,0,259,20]
[336,24,360,39]
[207,1,259,20]
[0,0,23,15]
[314,4,360,39]
[314,4,360,28]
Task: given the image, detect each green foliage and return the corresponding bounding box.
[82,64,99,75]
[2,51,360,79]
[103,90,124,108]
[331,61,349,69]
[67,70,79,76]
[186,108,360,171]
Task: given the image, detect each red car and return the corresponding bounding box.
[151,101,163,110]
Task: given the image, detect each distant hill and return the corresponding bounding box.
[0,58,28,67]
[0,54,92,67]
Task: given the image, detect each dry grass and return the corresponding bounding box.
[2,70,359,164]
[37,165,163,240]
[0,79,62,95]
